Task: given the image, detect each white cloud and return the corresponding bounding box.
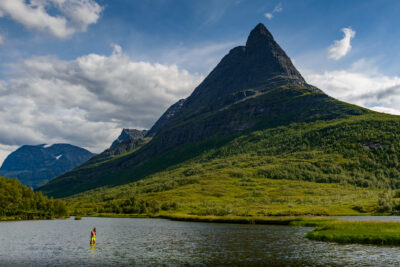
[0,34,4,45]
[305,64,400,115]
[0,0,102,38]
[265,13,273,20]
[264,3,282,20]
[328,28,356,60]
[370,106,400,115]
[52,0,103,32]
[0,45,203,162]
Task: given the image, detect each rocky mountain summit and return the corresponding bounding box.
[84,129,148,165]
[111,129,147,147]
[147,23,321,138]
[0,144,94,188]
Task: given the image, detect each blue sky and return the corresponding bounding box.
[2,0,400,73]
[0,0,400,163]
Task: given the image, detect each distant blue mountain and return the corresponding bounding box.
[0,144,95,188]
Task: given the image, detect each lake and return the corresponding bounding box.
[1,216,400,266]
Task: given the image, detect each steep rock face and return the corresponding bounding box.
[147,99,185,137]
[183,23,307,111]
[111,129,147,147]
[39,23,368,198]
[0,144,94,188]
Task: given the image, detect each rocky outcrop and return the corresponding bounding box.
[85,129,148,165]
[111,129,147,147]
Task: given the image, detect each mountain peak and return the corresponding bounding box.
[111,128,147,147]
[175,23,308,112]
[245,23,274,48]
[147,23,314,137]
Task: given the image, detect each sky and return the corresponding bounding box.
[1,0,400,164]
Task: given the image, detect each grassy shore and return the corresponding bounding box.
[307,220,400,245]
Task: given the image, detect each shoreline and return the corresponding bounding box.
[0,215,70,222]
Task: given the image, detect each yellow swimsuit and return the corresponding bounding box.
[91,231,96,243]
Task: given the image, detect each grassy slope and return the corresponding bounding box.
[66,112,400,216]
[39,85,368,198]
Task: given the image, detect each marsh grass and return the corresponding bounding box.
[307,221,400,245]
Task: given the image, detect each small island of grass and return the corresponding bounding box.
[306,220,400,246]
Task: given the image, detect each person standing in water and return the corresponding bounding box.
[90,227,96,245]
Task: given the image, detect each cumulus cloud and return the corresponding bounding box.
[0,0,102,38]
[328,28,356,60]
[0,34,4,45]
[305,64,400,115]
[264,3,282,20]
[0,45,203,160]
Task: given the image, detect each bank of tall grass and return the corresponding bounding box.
[307,221,400,245]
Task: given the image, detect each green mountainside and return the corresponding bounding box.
[67,113,400,216]
[38,24,400,217]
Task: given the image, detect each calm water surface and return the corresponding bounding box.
[1,216,400,266]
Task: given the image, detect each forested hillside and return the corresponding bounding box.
[0,176,67,220]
